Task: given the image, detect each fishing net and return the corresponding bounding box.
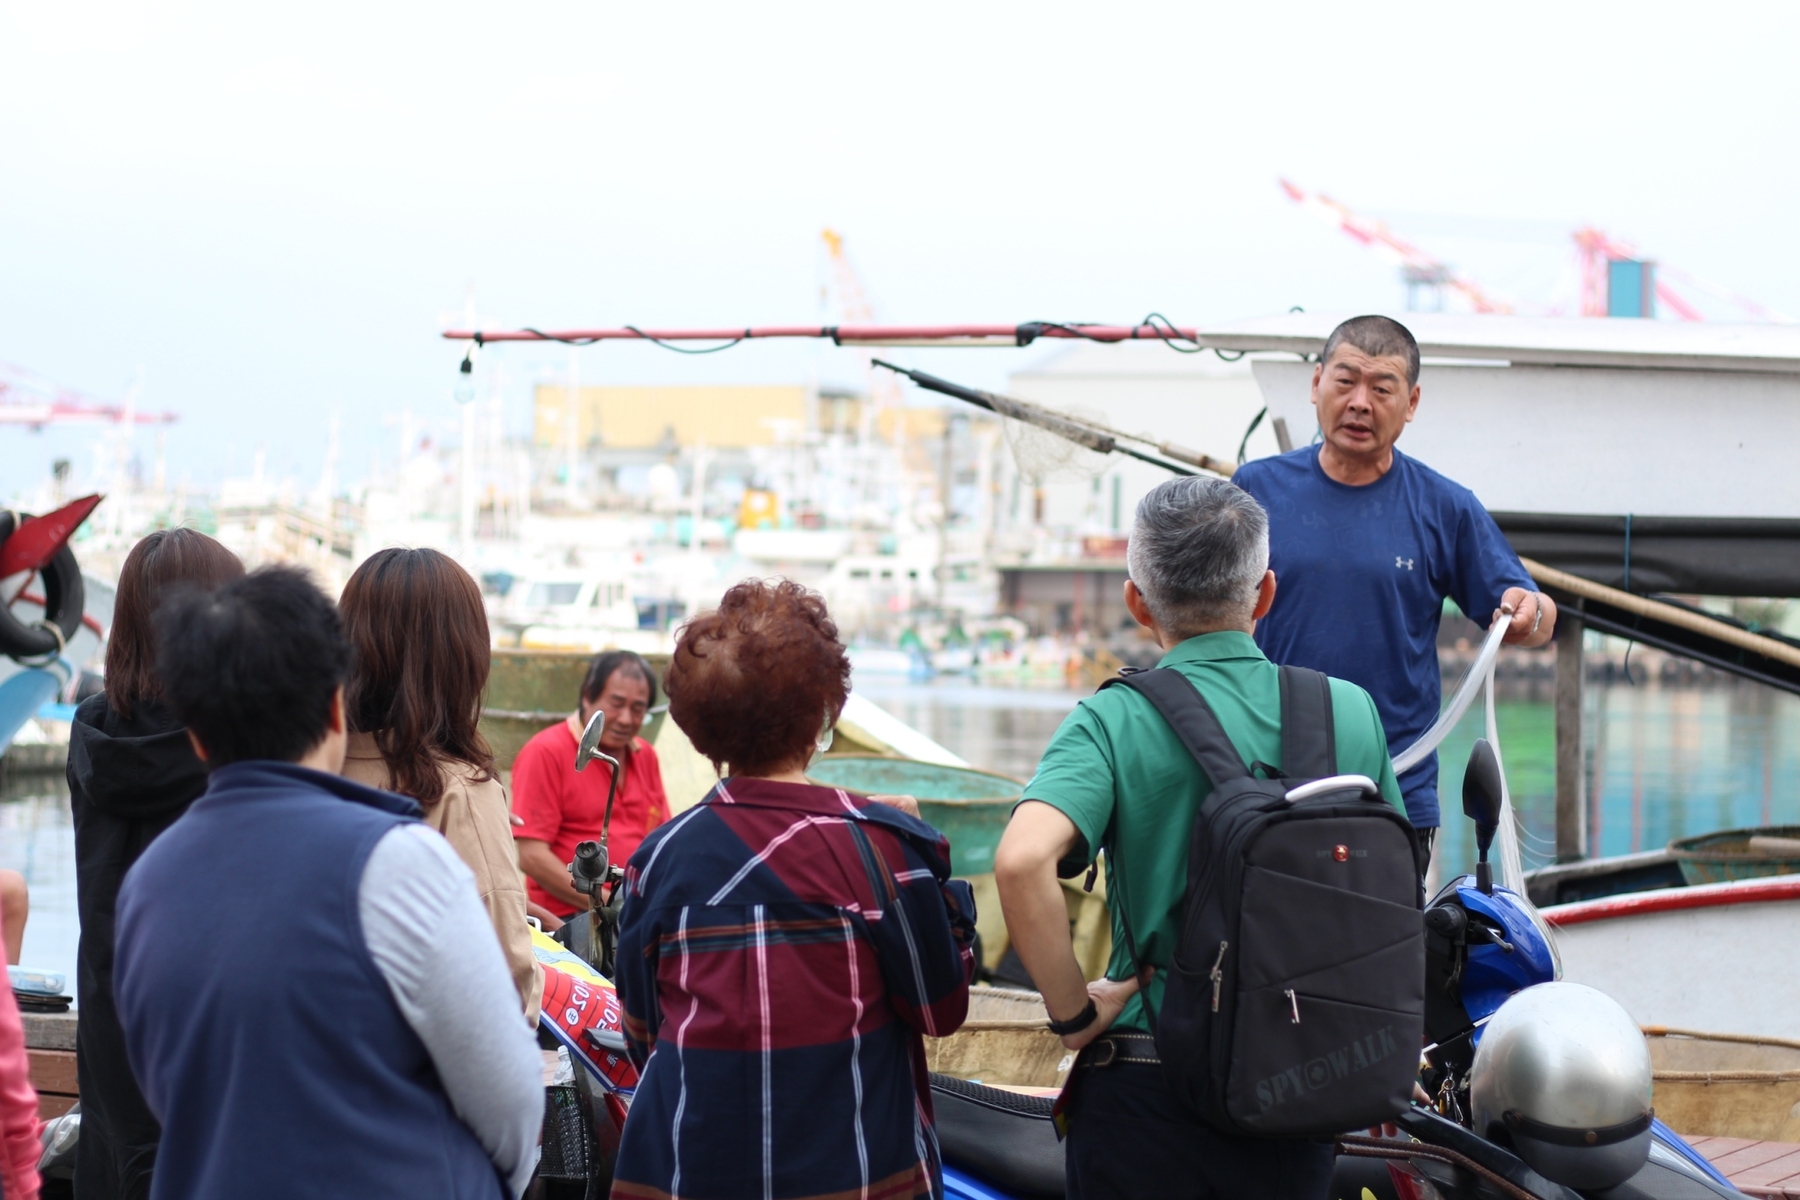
[1001,404,1112,483]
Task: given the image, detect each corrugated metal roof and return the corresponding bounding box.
[1198,312,1800,373]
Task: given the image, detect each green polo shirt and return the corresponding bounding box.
[1023,630,1403,1034]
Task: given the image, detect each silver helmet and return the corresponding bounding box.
[1469,982,1653,1190]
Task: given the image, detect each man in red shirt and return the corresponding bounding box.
[511,651,670,924]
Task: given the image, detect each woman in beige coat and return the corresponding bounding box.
[338,547,541,1024]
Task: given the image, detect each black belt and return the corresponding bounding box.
[1078,1032,1159,1069]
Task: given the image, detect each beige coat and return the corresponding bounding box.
[342,733,542,1025]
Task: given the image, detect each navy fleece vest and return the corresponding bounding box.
[115,761,506,1200]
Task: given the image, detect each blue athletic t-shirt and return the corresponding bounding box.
[1232,445,1532,827]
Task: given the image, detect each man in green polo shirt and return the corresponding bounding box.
[993,474,1402,1200]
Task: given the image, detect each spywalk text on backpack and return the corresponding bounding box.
[1100,665,1425,1137]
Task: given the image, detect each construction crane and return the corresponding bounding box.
[819,228,907,411]
[1278,178,1514,315]
[820,228,876,325]
[0,363,178,430]
[1573,228,1790,323]
[1282,178,1788,324]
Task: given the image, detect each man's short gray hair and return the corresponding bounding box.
[1322,315,1420,387]
[1127,476,1270,636]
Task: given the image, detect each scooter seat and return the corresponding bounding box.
[930,1074,1064,1198]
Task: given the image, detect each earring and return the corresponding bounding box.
[809,712,835,766]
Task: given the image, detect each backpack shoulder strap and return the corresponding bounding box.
[1098,668,1248,1034]
[1103,668,1248,789]
[1277,665,1337,780]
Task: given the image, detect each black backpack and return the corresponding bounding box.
[1101,665,1425,1138]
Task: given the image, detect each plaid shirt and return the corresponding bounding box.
[612,778,976,1200]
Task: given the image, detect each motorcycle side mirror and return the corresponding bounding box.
[1462,738,1503,894]
[576,710,607,772]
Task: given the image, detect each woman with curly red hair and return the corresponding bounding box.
[610,579,976,1200]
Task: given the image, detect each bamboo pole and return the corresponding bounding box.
[1519,558,1800,672]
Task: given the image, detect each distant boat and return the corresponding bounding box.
[848,645,930,679]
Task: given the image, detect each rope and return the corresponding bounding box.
[1236,408,1267,465]
[622,326,744,354]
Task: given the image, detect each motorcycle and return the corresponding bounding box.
[931,738,1750,1200]
[531,710,638,1198]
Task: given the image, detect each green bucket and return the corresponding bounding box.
[1669,825,1800,886]
[806,754,1024,877]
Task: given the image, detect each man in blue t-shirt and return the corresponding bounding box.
[1232,315,1556,852]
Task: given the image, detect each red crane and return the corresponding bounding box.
[1281,178,1788,324]
[0,363,178,430]
[1573,228,1789,323]
[1278,178,1514,314]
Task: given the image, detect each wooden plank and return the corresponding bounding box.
[1682,1136,1800,1198]
[28,1048,77,1096]
[21,1011,77,1052]
[1729,1148,1800,1190]
[1553,615,1585,861]
[1709,1139,1800,1175]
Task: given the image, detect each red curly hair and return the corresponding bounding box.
[665,579,851,777]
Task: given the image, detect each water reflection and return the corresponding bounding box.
[853,679,1085,783]
[0,770,76,998]
[858,675,1800,888]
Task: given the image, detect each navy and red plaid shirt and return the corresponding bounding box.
[612,778,976,1200]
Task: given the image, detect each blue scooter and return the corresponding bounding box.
[934,739,1749,1200]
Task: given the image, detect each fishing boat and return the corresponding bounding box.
[1545,876,1800,1042]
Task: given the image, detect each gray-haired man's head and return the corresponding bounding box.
[1127,476,1270,638]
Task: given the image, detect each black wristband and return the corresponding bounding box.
[1046,998,1099,1037]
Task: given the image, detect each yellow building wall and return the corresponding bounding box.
[875,406,949,441]
[533,384,810,449]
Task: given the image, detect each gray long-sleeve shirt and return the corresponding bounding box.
[358,823,542,1198]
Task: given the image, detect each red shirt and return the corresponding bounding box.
[510,719,670,917]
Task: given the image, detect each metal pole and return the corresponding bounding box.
[564,348,580,510]
[1554,614,1586,862]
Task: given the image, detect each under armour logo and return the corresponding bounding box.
[1395,557,1414,570]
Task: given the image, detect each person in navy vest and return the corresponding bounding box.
[113,566,543,1200]
[1232,315,1557,859]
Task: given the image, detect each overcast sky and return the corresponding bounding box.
[3,1,1796,492]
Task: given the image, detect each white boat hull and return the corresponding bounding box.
[1545,877,1800,1041]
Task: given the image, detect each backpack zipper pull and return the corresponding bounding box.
[1209,941,1229,1012]
[1285,988,1301,1024]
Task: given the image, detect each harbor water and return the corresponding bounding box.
[5,675,1798,1003]
[856,674,1800,889]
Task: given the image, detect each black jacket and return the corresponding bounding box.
[67,694,208,1200]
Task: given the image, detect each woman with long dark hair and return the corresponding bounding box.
[69,528,243,1200]
[611,580,976,1200]
[338,547,540,1021]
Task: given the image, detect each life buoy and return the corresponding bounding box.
[0,512,85,663]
